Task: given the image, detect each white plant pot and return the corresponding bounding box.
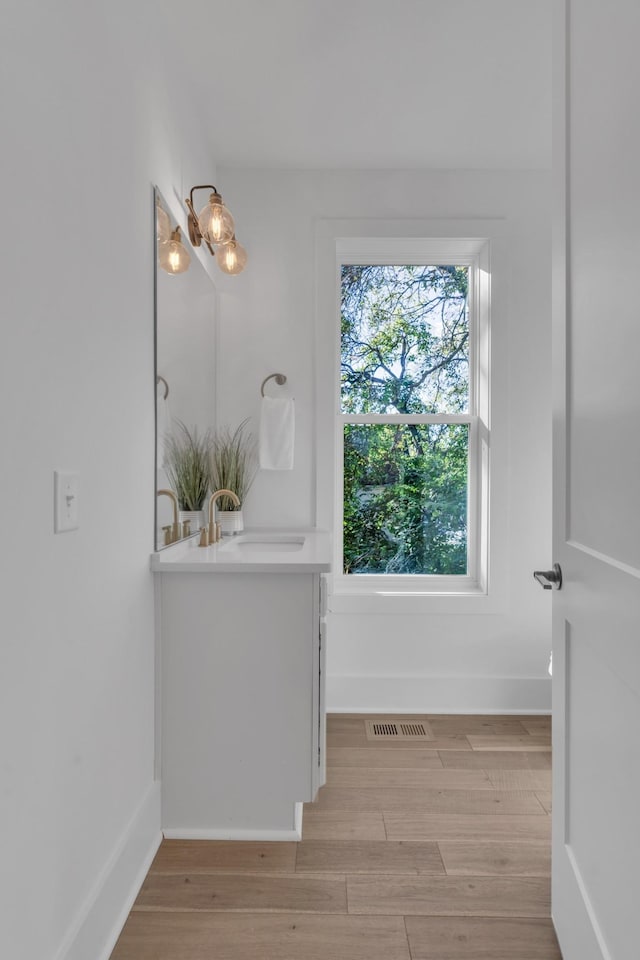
[217,509,244,536]
[179,510,205,536]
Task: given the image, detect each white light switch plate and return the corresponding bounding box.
[54,470,79,532]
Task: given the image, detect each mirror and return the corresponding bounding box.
[154,187,217,549]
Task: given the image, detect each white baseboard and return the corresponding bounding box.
[326,675,551,714]
[55,781,161,960]
[163,825,301,841]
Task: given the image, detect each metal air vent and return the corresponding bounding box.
[365,719,433,741]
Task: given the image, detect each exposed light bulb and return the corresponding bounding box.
[215,237,248,275]
[197,191,235,245]
[158,227,191,275]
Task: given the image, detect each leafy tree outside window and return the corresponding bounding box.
[340,264,472,576]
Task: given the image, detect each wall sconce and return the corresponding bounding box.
[215,236,248,275]
[158,225,191,276]
[185,185,248,275]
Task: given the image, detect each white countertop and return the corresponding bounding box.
[151,528,332,574]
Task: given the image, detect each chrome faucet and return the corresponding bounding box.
[157,488,180,544]
[208,488,240,543]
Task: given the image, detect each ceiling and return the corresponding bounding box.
[158,0,552,170]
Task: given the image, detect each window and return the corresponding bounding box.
[334,240,489,595]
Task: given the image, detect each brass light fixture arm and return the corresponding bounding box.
[185,185,219,255]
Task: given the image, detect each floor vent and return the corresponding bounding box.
[365,719,433,741]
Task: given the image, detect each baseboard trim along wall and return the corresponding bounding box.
[326,675,552,714]
[55,781,161,960]
[162,825,303,842]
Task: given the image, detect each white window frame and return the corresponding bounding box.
[315,220,505,614]
[334,238,488,596]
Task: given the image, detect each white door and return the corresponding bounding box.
[551,2,640,958]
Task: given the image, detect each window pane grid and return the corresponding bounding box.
[343,423,469,576]
[340,262,474,579]
[341,264,470,417]
[342,413,474,425]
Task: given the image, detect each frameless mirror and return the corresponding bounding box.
[154,187,217,549]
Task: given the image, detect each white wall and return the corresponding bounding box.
[217,168,553,713]
[0,4,216,958]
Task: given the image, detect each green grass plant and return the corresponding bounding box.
[210,418,257,511]
[164,421,211,511]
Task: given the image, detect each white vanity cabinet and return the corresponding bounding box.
[153,533,330,839]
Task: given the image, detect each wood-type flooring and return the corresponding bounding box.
[111,713,561,959]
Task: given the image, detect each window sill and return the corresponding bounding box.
[328,576,507,615]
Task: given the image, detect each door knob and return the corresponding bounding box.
[533,563,562,590]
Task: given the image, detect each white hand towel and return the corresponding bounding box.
[259,396,295,470]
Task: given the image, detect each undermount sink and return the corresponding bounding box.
[222,534,306,553]
[152,528,330,572]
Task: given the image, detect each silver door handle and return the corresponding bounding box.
[533,563,562,590]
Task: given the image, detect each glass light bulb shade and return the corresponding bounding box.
[156,202,171,244]
[197,194,235,245]
[158,234,191,275]
[215,238,248,275]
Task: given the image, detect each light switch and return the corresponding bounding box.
[54,470,79,533]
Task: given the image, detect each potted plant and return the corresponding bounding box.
[209,418,257,534]
[164,421,212,532]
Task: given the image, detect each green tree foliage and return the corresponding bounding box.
[341,264,469,416]
[341,265,469,575]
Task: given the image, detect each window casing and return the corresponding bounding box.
[333,238,490,597]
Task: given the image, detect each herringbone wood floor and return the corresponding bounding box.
[111,714,561,959]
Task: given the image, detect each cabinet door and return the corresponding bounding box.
[312,575,327,797]
[161,572,316,834]
[317,617,327,790]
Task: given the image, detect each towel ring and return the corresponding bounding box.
[260,373,287,397]
[157,375,169,399]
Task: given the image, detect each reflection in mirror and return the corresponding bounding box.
[154,187,216,549]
